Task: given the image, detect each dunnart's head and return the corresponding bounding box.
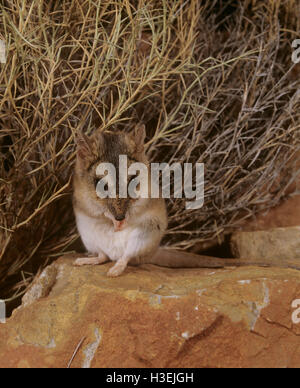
[75,125,149,231]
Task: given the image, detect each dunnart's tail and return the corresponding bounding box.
[145,247,300,270]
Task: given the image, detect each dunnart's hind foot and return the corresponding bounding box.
[74,255,109,266]
[107,260,128,277]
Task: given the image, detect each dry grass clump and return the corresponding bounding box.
[0,0,300,304]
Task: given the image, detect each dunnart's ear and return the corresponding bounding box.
[76,132,93,161]
[132,124,146,153]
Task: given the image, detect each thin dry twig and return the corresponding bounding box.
[67,336,86,369]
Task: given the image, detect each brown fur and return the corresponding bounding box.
[74,125,148,221]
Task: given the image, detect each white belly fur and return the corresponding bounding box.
[76,210,143,262]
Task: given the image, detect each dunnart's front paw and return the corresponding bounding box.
[74,255,109,267]
[107,261,127,277]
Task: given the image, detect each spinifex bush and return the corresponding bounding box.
[0,0,299,303]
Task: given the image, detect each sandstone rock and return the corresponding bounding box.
[192,194,300,254]
[231,227,300,262]
[242,195,300,232]
[238,156,300,232]
[1,255,300,368]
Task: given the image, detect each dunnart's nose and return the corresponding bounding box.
[113,215,127,232]
[115,215,125,221]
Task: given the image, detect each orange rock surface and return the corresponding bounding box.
[1,255,300,368]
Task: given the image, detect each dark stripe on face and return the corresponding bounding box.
[103,133,127,167]
[88,158,101,172]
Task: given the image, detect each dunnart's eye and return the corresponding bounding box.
[94,178,99,189]
[129,174,139,183]
[94,177,109,191]
[128,174,140,200]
